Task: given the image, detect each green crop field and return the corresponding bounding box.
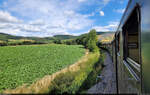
[0,44,85,91]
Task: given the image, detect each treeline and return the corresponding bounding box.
[0,40,46,46]
[0,29,101,52]
[54,29,99,52]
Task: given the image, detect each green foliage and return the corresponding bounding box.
[0,39,47,46]
[78,51,105,93]
[50,71,77,94]
[0,33,53,43]
[0,44,85,91]
[0,41,7,46]
[62,39,77,45]
[49,51,100,94]
[53,39,62,44]
[86,29,98,52]
[75,34,88,47]
[0,33,78,46]
[53,35,77,40]
[68,72,87,94]
[62,29,99,52]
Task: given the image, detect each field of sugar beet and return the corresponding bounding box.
[0,44,85,91]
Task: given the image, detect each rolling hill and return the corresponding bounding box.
[0,33,77,43]
[0,31,115,44]
[96,32,115,43]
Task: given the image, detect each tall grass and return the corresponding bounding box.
[48,50,102,94]
[78,51,105,93]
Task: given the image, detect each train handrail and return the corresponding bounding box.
[126,57,140,72]
[123,60,140,83]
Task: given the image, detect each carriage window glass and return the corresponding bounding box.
[117,33,120,53]
[123,7,140,64]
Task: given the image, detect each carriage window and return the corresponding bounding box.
[123,7,140,64]
[117,33,120,53]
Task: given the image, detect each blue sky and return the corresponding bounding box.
[0,0,128,37]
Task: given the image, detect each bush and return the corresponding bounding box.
[22,40,34,45]
[68,72,87,94]
[53,39,62,44]
[63,40,77,45]
[49,71,77,94]
[86,29,98,52]
[0,41,7,46]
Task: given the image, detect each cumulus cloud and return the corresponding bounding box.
[0,10,21,23]
[29,19,45,26]
[100,11,104,16]
[93,21,119,32]
[114,8,125,14]
[0,0,112,37]
[119,0,125,4]
[0,0,96,37]
[102,0,110,5]
[78,0,86,3]
[0,22,69,37]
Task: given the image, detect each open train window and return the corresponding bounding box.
[122,5,141,82]
[123,6,140,64]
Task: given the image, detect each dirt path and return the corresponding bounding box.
[87,51,117,94]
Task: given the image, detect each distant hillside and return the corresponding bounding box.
[0,33,78,43]
[0,31,115,44]
[96,31,115,35]
[0,33,23,41]
[96,32,115,43]
[54,35,77,40]
[0,33,55,43]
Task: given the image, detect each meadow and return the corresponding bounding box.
[0,44,85,91]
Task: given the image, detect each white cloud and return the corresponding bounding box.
[93,26,110,31]
[78,0,86,3]
[100,11,104,16]
[0,0,96,37]
[64,10,75,15]
[114,8,125,14]
[0,0,112,37]
[0,10,21,23]
[29,19,45,26]
[0,22,69,37]
[119,0,125,4]
[93,21,119,32]
[102,0,110,5]
[20,24,42,32]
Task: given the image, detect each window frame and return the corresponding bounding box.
[122,5,141,82]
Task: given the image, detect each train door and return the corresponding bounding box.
[121,5,141,94]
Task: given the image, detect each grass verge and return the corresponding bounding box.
[77,50,105,93]
[49,49,104,94]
